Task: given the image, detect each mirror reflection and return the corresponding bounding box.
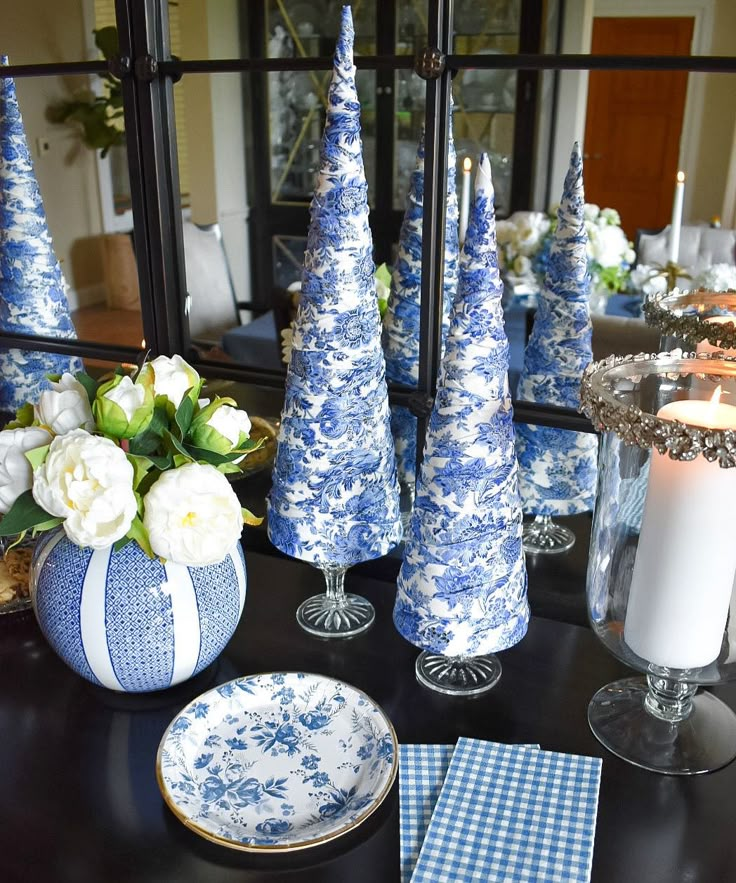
[3,0,734,376]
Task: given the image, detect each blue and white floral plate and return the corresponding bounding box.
[156,672,397,852]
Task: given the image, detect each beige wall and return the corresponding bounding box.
[6,0,106,309]
[689,0,736,224]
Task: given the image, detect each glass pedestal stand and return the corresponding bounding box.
[296,564,375,638]
[522,514,575,554]
[415,651,502,696]
[588,669,736,775]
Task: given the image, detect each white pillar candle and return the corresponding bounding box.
[459,157,472,245]
[695,316,736,356]
[624,390,736,669]
[667,171,685,264]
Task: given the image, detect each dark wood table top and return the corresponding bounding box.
[2,547,736,883]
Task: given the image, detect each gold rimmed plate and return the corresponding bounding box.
[156,672,397,852]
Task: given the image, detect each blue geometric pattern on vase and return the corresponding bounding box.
[382,113,459,486]
[106,544,175,692]
[515,143,598,516]
[31,533,246,693]
[267,6,401,567]
[34,534,100,685]
[393,155,529,657]
[0,56,82,412]
[190,546,244,673]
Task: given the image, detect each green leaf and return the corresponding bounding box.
[24,444,50,471]
[125,515,155,559]
[217,462,243,475]
[0,491,55,537]
[183,444,242,466]
[126,454,154,490]
[164,430,194,462]
[32,517,63,533]
[128,401,169,456]
[242,507,264,527]
[174,394,195,439]
[12,403,34,428]
[74,371,98,405]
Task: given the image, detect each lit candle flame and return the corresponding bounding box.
[677,170,686,184]
[140,338,146,349]
[707,384,724,419]
[463,157,472,172]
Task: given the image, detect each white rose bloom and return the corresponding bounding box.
[584,203,601,222]
[146,354,200,408]
[104,375,146,422]
[34,373,95,436]
[512,255,532,277]
[0,426,52,514]
[32,429,137,549]
[624,248,636,266]
[143,462,243,566]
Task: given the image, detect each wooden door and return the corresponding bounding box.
[583,17,694,239]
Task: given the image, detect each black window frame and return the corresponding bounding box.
[2,0,735,457]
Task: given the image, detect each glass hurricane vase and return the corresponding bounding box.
[643,289,736,355]
[296,564,375,639]
[581,351,736,774]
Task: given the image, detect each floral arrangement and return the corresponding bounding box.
[693,263,736,292]
[0,356,262,566]
[496,204,635,296]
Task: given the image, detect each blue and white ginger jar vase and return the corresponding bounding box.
[30,532,247,693]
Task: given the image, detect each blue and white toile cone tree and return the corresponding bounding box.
[267,6,401,638]
[393,154,529,694]
[0,56,82,413]
[381,114,459,510]
[514,143,598,555]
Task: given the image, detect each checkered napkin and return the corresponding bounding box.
[409,738,602,883]
[399,744,455,883]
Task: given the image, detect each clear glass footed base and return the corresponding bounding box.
[588,676,736,775]
[296,565,375,639]
[415,651,502,696]
[523,515,575,555]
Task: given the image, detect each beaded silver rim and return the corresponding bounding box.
[643,289,736,349]
[580,351,736,467]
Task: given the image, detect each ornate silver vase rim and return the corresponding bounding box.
[643,288,736,348]
[580,351,736,467]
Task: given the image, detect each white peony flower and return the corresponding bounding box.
[143,463,243,566]
[34,373,95,436]
[139,354,200,408]
[104,375,145,422]
[584,203,601,222]
[206,405,251,447]
[32,429,137,549]
[0,426,52,514]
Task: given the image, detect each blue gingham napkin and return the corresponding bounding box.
[399,742,541,883]
[409,738,602,883]
[399,744,455,883]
